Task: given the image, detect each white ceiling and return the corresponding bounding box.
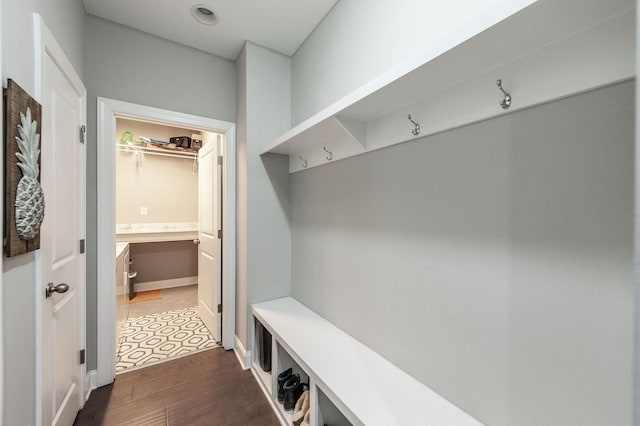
[82,0,338,60]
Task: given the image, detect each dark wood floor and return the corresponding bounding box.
[74,348,279,426]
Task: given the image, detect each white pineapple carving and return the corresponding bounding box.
[15,107,45,240]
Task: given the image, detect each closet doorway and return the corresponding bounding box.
[96,98,236,387]
[114,117,221,373]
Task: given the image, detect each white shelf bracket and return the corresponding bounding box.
[334,116,367,149]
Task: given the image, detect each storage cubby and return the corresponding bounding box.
[276,342,310,390]
[252,317,273,396]
[251,313,314,426]
[316,386,352,426]
[274,342,311,425]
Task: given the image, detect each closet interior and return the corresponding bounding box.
[114,117,221,372]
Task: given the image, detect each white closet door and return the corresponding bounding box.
[197,140,221,341]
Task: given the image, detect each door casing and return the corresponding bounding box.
[96,97,236,387]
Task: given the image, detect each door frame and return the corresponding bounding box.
[33,13,88,421]
[96,97,236,387]
[0,2,4,422]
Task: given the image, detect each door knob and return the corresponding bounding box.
[46,282,69,298]
[193,239,200,245]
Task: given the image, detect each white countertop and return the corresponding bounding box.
[116,222,198,243]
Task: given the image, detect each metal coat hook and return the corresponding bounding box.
[496,79,511,110]
[407,114,420,136]
[299,155,308,169]
[323,146,333,161]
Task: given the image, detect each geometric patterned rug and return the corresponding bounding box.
[116,306,219,373]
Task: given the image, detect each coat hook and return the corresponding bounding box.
[496,79,511,110]
[323,146,333,161]
[299,155,307,169]
[407,114,420,136]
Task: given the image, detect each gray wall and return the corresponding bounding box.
[1,0,85,424]
[290,82,634,425]
[235,42,291,347]
[85,15,236,370]
[130,242,197,283]
[635,6,640,425]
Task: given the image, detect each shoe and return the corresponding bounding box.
[300,408,311,426]
[292,390,310,425]
[283,374,304,410]
[277,368,292,403]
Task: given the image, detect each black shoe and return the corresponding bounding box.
[277,368,293,403]
[283,374,304,411]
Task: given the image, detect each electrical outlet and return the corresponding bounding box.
[140,207,148,216]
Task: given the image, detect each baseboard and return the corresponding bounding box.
[233,335,251,370]
[85,370,97,402]
[134,276,198,292]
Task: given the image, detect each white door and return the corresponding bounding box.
[197,139,222,341]
[41,51,85,426]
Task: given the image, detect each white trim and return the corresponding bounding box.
[0,2,3,422]
[33,13,87,422]
[635,3,640,424]
[233,335,251,370]
[130,276,198,293]
[96,97,117,388]
[85,370,97,402]
[97,97,237,387]
[222,126,236,352]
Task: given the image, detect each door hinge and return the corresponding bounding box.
[217,229,222,239]
[80,349,86,365]
[217,304,222,313]
[79,239,85,254]
[79,125,86,144]
[217,155,223,165]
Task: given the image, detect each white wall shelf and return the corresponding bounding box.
[260,0,635,173]
[252,297,483,426]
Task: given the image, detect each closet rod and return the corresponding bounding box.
[116,145,198,160]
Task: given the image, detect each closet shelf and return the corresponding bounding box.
[260,0,635,173]
[116,144,198,160]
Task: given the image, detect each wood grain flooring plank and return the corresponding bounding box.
[74,348,278,426]
[132,372,181,400]
[113,407,167,426]
[167,384,278,426]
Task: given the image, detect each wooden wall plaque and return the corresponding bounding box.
[4,79,42,257]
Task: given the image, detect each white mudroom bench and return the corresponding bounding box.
[251,297,482,426]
